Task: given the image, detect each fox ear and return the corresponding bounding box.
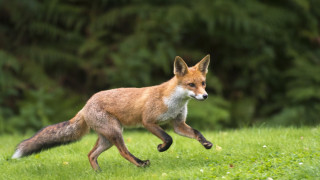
[174,56,189,76]
[196,54,210,74]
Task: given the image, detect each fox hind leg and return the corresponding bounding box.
[88,134,113,171]
[106,131,150,167]
[93,115,149,167]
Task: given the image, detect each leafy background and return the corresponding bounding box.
[0,0,319,134]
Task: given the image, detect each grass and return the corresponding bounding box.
[0,127,319,180]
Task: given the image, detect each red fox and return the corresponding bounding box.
[12,55,213,171]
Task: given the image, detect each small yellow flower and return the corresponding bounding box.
[216,145,222,151]
[63,162,69,165]
[126,137,132,143]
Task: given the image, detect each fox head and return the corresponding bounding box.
[174,55,210,101]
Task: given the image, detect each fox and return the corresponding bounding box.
[12,55,213,171]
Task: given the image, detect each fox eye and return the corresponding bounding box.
[202,81,206,86]
[188,83,196,87]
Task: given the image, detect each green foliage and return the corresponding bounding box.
[188,95,230,130]
[7,87,82,134]
[0,0,320,133]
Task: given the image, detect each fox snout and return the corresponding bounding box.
[194,93,208,101]
[187,90,208,101]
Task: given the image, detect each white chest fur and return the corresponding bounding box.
[157,86,189,122]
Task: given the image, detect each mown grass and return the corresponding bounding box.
[1,127,319,180]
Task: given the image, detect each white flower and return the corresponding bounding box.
[227,172,230,174]
[267,177,273,180]
[299,162,303,165]
[200,169,204,173]
[263,145,267,148]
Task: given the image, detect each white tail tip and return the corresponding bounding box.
[12,149,23,159]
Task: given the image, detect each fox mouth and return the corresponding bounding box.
[190,95,206,101]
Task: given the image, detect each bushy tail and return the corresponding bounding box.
[12,112,89,159]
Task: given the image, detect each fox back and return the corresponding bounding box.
[82,55,210,128]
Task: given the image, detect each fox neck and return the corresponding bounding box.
[163,77,190,101]
[157,77,190,121]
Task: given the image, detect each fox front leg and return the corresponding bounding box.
[173,119,213,149]
[143,122,173,152]
[192,129,213,149]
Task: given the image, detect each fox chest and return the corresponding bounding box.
[157,97,188,122]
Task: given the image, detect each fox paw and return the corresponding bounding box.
[138,160,150,167]
[157,144,165,152]
[203,141,213,149]
[157,144,170,152]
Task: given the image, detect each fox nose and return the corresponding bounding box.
[203,94,208,99]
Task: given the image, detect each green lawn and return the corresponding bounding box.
[1,127,319,180]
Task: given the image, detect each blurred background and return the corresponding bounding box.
[0,0,320,134]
